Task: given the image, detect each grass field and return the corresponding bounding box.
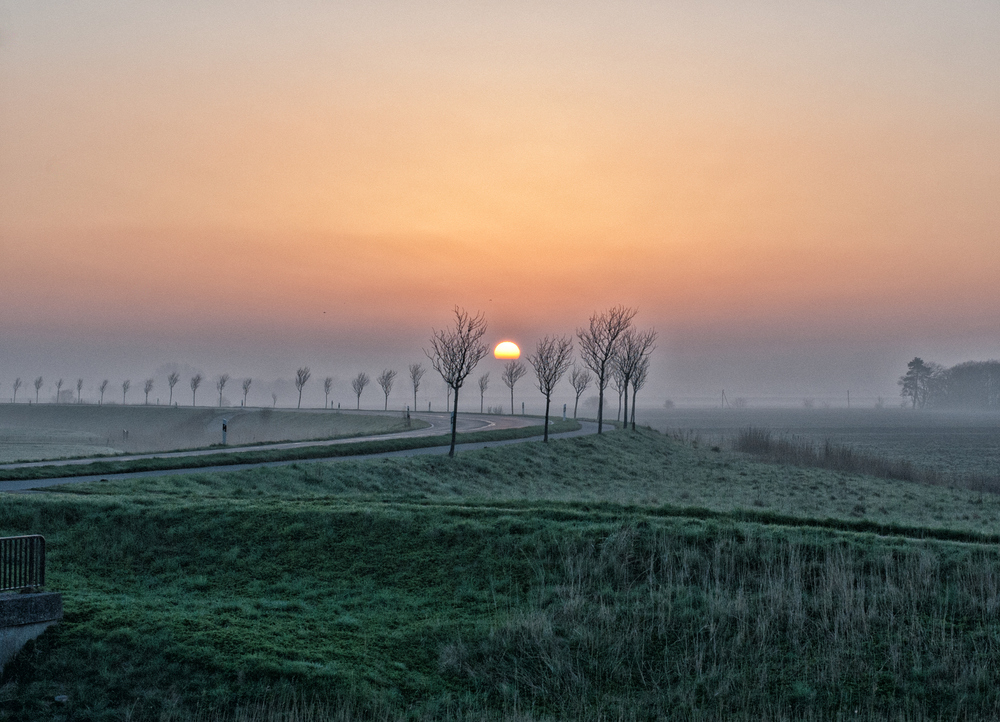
[0,405,424,463]
[4,425,1000,720]
[641,406,1000,478]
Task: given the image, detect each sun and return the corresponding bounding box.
[494,341,521,359]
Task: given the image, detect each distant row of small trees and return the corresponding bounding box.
[900,357,1000,410]
[6,307,654,428]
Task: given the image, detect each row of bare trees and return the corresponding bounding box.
[423,305,655,456]
[9,307,652,421]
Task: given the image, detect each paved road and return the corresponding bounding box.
[0,411,534,470]
[0,417,599,492]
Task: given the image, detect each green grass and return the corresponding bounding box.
[0,421,579,483]
[3,426,1000,720]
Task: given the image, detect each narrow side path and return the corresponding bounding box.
[1,421,600,492]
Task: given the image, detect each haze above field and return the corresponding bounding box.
[2,1,998,405]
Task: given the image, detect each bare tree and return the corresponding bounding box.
[615,328,656,431]
[144,378,154,405]
[216,374,230,407]
[569,366,591,419]
[242,378,252,406]
[121,379,131,405]
[76,378,83,404]
[478,372,490,413]
[526,335,574,442]
[409,363,425,411]
[425,306,489,456]
[294,367,311,409]
[13,378,22,403]
[351,372,370,409]
[576,305,637,434]
[33,376,43,404]
[167,372,180,405]
[190,374,203,406]
[323,377,333,409]
[629,356,651,430]
[611,363,626,422]
[377,369,397,410]
[55,378,64,403]
[98,379,108,406]
[501,360,527,415]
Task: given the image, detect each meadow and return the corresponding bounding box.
[641,406,1000,478]
[0,406,422,463]
[3,421,1000,720]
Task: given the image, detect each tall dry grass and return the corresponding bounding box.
[733,426,1000,494]
[439,525,1000,719]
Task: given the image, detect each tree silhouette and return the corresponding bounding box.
[569,366,591,419]
[12,378,21,404]
[409,363,425,411]
[216,374,230,407]
[167,372,180,405]
[190,374,203,406]
[501,360,526,415]
[377,369,397,410]
[294,367,311,409]
[615,328,656,431]
[323,377,332,409]
[121,379,131,405]
[425,307,489,456]
[271,392,278,408]
[351,372,370,409]
[33,376,43,404]
[55,379,64,404]
[76,378,83,404]
[98,380,108,406]
[899,357,938,409]
[526,335,574,442]
[629,356,651,430]
[144,378,154,405]
[242,378,252,407]
[478,372,489,413]
[577,305,636,433]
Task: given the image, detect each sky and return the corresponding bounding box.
[2,1,999,409]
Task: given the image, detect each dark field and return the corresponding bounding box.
[0,405,419,462]
[639,406,1000,478]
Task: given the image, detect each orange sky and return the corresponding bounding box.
[2,1,999,404]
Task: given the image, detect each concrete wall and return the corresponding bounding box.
[0,592,62,674]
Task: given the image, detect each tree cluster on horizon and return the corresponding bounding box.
[900,357,1000,410]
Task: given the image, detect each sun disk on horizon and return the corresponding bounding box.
[494,341,521,359]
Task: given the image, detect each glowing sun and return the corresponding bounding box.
[494,341,521,359]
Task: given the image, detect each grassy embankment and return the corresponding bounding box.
[0,421,579,483]
[3,427,1000,720]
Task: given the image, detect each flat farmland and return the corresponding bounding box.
[0,404,416,462]
[639,407,1000,477]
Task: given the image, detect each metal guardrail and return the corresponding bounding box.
[0,535,45,592]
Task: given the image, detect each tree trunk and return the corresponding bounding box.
[622,384,629,432]
[597,388,604,434]
[631,387,638,430]
[384,394,388,411]
[573,395,579,419]
[449,386,459,457]
[413,389,417,411]
[357,394,361,410]
[480,394,484,413]
[543,395,551,442]
[297,390,302,409]
[510,387,514,415]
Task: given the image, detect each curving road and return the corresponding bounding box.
[0,415,599,492]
